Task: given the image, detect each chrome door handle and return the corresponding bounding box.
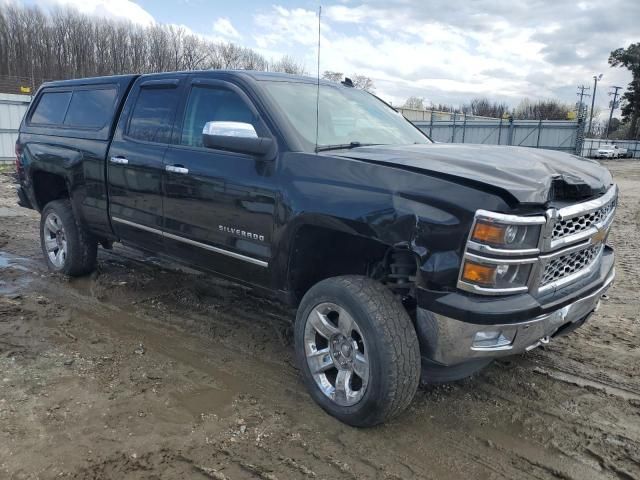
[165,165,189,174]
[110,156,129,165]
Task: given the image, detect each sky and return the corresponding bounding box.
[19,0,639,113]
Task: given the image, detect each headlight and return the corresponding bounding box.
[470,218,542,251]
[461,258,534,291]
[458,210,546,295]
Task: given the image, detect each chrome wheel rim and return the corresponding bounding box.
[304,302,369,406]
[43,212,67,268]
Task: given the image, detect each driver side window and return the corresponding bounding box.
[181,86,256,147]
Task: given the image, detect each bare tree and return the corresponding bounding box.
[322,70,343,82]
[350,74,374,92]
[270,55,306,75]
[464,97,508,118]
[402,96,426,110]
[514,98,573,120]
[0,3,305,90]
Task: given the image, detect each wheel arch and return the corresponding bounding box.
[31,169,71,211]
[282,215,421,306]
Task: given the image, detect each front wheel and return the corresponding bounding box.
[40,199,97,276]
[295,276,420,427]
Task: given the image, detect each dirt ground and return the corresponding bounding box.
[0,161,639,480]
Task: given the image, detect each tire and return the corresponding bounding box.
[295,275,420,427]
[40,199,97,276]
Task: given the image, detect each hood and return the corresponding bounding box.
[331,143,613,205]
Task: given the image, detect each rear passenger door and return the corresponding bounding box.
[107,76,185,251]
[161,76,277,287]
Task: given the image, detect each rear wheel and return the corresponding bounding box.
[40,199,97,276]
[295,275,420,427]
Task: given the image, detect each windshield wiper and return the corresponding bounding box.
[316,142,383,153]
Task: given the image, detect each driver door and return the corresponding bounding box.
[161,76,278,287]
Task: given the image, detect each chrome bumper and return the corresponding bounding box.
[417,267,615,366]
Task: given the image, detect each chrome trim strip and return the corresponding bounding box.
[537,245,604,294]
[548,206,616,251]
[162,231,268,267]
[112,217,163,235]
[556,185,617,220]
[111,217,269,268]
[456,282,529,296]
[464,252,538,265]
[467,240,540,257]
[539,239,592,261]
[475,209,546,225]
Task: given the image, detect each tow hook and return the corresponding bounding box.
[525,336,550,352]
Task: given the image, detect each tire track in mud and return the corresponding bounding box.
[13,263,576,480]
[529,352,640,401]
[471,361,640,480]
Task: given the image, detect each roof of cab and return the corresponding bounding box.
[40,70,340,89]
[40,74,139,89]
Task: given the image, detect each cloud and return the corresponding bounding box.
[253,6,324,49]
[252,1,637,107]
[212,17,241,40]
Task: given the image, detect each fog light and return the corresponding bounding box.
[472,330,512,349]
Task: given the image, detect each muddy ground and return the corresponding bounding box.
[0,161,639,480]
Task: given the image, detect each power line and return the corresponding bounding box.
[606,86,623,140]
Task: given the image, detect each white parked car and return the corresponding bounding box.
[596,144,630,159]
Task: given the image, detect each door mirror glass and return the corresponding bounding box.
[202,121,273,157]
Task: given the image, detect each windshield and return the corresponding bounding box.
[260,80,430,152]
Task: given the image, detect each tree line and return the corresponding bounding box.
[0,4,305,87]
[401,95,579,121]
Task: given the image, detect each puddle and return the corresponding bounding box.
[0,206,26,217]
[0,251,30,270]
[0,251,33,294]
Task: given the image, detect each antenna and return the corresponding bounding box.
[315,5,321,153]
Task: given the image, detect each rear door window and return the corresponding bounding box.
[127,86,180,143]
[30,91,72,125]
[64,88,117,128]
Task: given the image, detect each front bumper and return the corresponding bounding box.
[416,261,614,367]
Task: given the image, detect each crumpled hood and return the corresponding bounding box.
[332,143,613,205]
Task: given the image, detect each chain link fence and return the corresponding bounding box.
[412,117,584,154]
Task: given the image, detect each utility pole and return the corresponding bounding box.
[588,74,603,136]
[606,86,623,139]
[577,84,590,113]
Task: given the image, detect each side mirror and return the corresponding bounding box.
[202,121,273,157]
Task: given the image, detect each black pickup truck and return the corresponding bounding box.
[15,71,616,426]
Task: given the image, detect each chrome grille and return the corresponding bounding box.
[541,244,602,286]
[552,197,616,240]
